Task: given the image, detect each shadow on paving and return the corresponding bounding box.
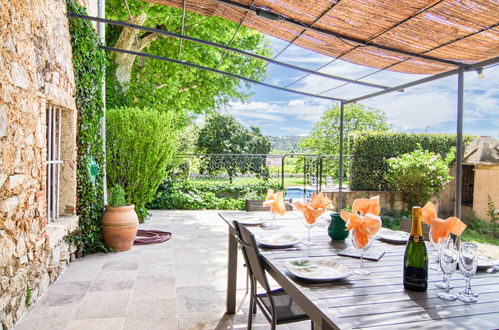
[14,210,312,329]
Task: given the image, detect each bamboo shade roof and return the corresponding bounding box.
[144,0,499,74]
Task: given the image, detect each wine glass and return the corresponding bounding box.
[429,228,445,265]
[269,210,278,229]
[435,237,453,289]
[458,242,479,303]
[437,240,458,301]
[351,229,374,276]
[302,215,316,246]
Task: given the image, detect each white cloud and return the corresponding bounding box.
[225,98,332,124]
[364,89,457,129]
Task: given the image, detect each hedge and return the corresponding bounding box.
[349,131,473,191]
[147,180,282,210]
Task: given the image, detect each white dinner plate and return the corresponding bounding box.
[477,255,499,270]
[285,259,353,281]
[256,234,301,248]
[375,228,410,244]
[238,217,267,226]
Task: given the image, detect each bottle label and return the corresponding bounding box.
[413,235,420,243]
[404,266,428,291]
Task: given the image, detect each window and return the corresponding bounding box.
[462,165,474,207]
[46,104,63,221]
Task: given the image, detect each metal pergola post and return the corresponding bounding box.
[338,101,345,212]
[455,67,465,220]
[98,0,107,204]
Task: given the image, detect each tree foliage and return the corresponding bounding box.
[105,0,271,118]
[385,149,454,207]
[106,107,178,221]
[299,103,390,155]
[196,113,271,181]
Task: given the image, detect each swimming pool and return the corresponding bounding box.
[285,187,315,200]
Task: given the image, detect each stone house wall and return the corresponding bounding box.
[472,165,499,221]
[0,0,84,328]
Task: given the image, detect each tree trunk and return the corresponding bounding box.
[113,12,161,88]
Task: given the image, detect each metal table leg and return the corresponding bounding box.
[226,229,238,314]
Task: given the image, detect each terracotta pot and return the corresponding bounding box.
[102,204,138,252]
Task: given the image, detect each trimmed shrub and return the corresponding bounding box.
[385,149,453,207]
[106,107,178,222]
[349,132,472,190]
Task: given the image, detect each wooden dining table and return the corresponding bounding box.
[218,211,499,330]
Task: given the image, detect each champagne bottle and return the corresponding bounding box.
[403,206,428,291]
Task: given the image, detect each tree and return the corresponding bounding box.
[106,0,271,117]
[196,113,271,182]
[385,149,453,207]
[299,103,390,155]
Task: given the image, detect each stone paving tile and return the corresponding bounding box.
[130,277,176,302]
[15,304,79,330]
[56,262,104,283]
[176,286,225,314]
[37,281,92,307]
[15,210,312,330]
[73,290,132,320]
[89,270,136,291]
[66,317,125,330]
[124,298,177,330]
[102,259,140,271]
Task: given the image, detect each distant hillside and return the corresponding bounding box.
[269,136,305,153]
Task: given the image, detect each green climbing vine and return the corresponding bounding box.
[66,0,109,255]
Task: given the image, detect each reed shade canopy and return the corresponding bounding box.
[144,0,499,74]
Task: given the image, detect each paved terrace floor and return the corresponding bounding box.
[15,210,311,330]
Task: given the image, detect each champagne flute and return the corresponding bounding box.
[302,215,316,246]
[435,237,453,289]
[458,242,479,303]
[351,229,374,276]
[437,240,458,301]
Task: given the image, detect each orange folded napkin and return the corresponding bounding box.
[421,201,467,243]
[263,189,286,216]
[293,193,333,225]
[352,195,380,216]
[340,196,382,248]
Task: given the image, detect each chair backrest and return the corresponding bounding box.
[325,177,334,187]
[233,221,272,292]
[399,216,431,241]
[245,199,293,212]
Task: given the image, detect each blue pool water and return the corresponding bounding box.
[285,187,315,200]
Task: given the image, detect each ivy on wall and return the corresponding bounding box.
[66,0,108,255]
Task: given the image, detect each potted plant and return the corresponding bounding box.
[101,184,138,251]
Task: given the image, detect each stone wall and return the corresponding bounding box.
[473,165,499,221]
[0,0,80,328]
[324,190,408,215]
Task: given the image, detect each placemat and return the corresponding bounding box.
[338,247,385,261]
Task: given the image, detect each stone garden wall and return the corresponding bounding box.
[0,0,82,327]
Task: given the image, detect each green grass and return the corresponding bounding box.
[381,214,499,246]
[461,230,499,246]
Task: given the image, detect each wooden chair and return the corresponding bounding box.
[399,216,431,241]
[245,199,293,212]
[233,221,312,330]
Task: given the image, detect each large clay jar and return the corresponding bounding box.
[102,204,138,251]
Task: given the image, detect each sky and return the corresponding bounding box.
[221,36,499,138]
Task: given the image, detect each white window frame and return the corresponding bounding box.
[46,104,63,222]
